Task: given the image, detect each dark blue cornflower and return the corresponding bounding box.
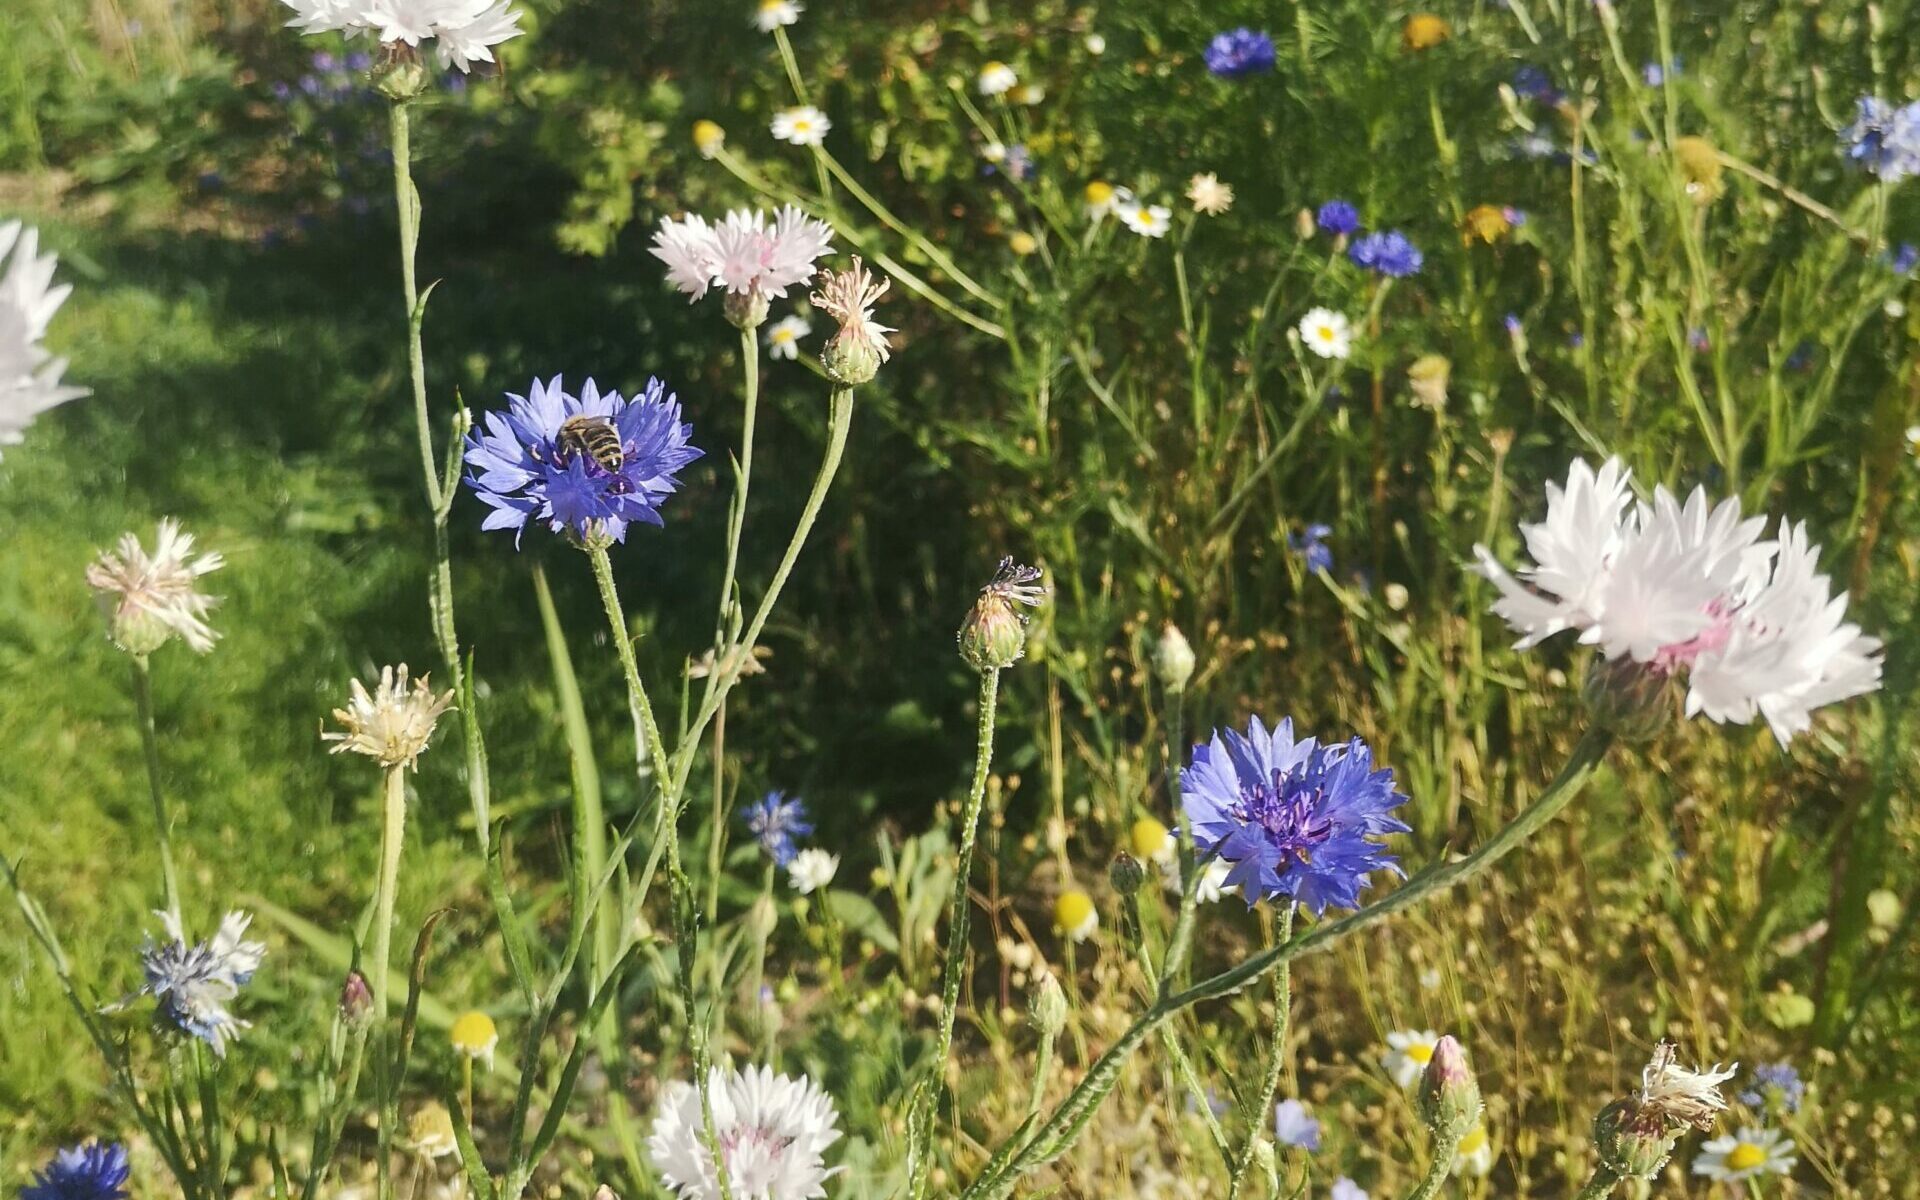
[1182,717,1408,914]
[1204,28,1276,78]
[22,1143,130,1200]
[1511,65,1562,105]
[464,375,703,546]
[1840,96,1920,182]
[1738,1062,1805,1113]
[1316,199,1361,236]
[743,791,813,866]
[1348,230,1423,277]
[1288,523,1334,573]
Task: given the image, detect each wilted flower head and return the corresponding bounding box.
[86,519,225,655]
[811,257,893,384]
[1840,96,1920,182]
[2,221,88,458]
[323,664,455,771]
[1186,173,1234,215]
[1407,354,1451,410]
[753,0,801,33]
[463,375,702,545]
[648,1065,842,1200]
[744,791,813,866]
[408,1103,460,1159]
[1672,136,1725,202]
[22,1143,130,1200]
[1472,458,1883,744]
[1461,204,1513,244]
[957,557,1048,671]
[132,910,267,1056]
[1183,717,1408,914]
[1348,230,1423,277]
[278,0,523,73]
[1204,28,1275,77]
[1637,1041,1737,1133]
[649,206,835,323]
[771,105,831,146]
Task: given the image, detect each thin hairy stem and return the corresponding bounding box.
[130,655,182,924]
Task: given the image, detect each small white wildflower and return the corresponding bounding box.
[1012,83,1046,105]
[1084,32,1107,54]
[1692,1126,1796,1181]
[1120,201,1173,238]
[1193,857,1236,904]
[787,848,839,894]
[86,519,225,655]
[1297,308,1353,361]
[752,0,801,33]
[764,314,811,361]
[323,664,455,772]
[977,61,1017,96]
[1381,1029,1441,1088]
[1452,1124,1494,1177]
[1186,172,1234,216]
[771,105,831,146]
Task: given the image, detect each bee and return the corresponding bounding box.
[554,414,625,473]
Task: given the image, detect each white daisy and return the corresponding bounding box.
[764,315,812,361]
[771,105,831,146]
[86,519,225,655]
[1692,1126,1796,1181]
[1380,1029,1441,1089]
[323,664,455,772]
[977,61,1017,96]
[1,221,87,458]
[1054,890,1099,943]
[752,0,801,33]
[1121,202,1173,238]
[1083,181,1129,220]
[1473,458,1883,744]
[1298,308,1353,360]
[648,1065,842,1200]
[1186,172,1234,216]
[1451,1124,1493,1177]
[787,848,839,894]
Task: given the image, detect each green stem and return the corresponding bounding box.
[812,147,1003,311]
[959,728,1615,1200]
[708,326,762,924]
[369,767,407,1022]
[130,655,182,924]
[1405,1127,1465,1200]
[908,666,1003,1200]
[1572,1166,1622,1200]
[388,100,439,514]
[1226,906,1294,1200]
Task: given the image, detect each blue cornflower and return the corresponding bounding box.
[1886,242,1918,276]
[1642,57,1680,86]
[131,911,266,1057]
[1502,313,1523,336]
[22,1143,130,1200]
[1348,230,1423,277]
[1316,199,1361,236]
[1738,1062,1805,1114]
[1273,1098,1322,1150]
[463,375,703,546]
[1288,523,1334,573]
[1503,206,1527,227]
[1840,96,1920,182]
[743,791,814,866]
[1204,28,1276,77]
[1511,65,1561,105]
[1182,717,1409,914]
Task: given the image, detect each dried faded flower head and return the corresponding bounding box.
[1637,1040,1737,1132]
[323,664,455,772]
[811,257,893,385]
[957,557,1049,671]
[86,519,225,655]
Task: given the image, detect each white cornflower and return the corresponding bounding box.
[1,221,87,458]
[1473,458,1883,744]
[650,207,834,310]
[811,257,894,384]
[323,664,455,772]
[787,848,839,894]
[1297,308,1353,360]
[1452,1124,1493,1177]
[1381,1029,1442,1088]
[1692,1126,1796,1181]
[648,1065,842,1200]
[129,910,267,1057]
[1084,33,1107,55]
[279,0,523,73]
[765,315,811,361]
[771,105,831,146]
[86,519,225,655]
[977,61,1018,96]
[752,0,801,33]
[1636,1040,1737,1132]
[1193,857,1237,904]
[1120,201,1173,238]
[1186,172,1234,216]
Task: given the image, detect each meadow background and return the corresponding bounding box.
[2,0,1918,1196]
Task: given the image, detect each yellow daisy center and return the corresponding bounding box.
[1726,1143,1767,1171]
[1129,817,1172,859]
[1085,181,1115,205]
[772,328,795,343]
[450,1010,497,1053]
[1055,890,1096,932]
[1407,1042,1435,1064]
[759,0,782,10]
[1316,326,1336,343]
[1458,1127,1488,1154]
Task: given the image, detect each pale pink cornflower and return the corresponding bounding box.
[86,520,225,655]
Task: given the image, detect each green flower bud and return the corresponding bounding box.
[1592,1099,1678,1180]
[724,289,770,331]
[1581,656,1675,743]
[373,55,430,102]
[1028,972,1067,1037]
[1151,622,1196,691]
[1108,851,1147,897]
[1417,1035,1482,1141]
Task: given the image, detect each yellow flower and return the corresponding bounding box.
[1054,890,1098,943]
[1402,13,1451,50]
[1673,136,1724,203]
[450,1009,499,1069]
[691,119,726,159]
[1461,204,1512,244]
[1083,180,1117,217]
[1008,231,1039,256]
[1128,817,1174,861]
[408,1103,458,1160]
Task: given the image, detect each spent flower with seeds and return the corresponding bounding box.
[957,557,1048,670]
[22,1143,130,1200]
[463,375,702,545]
[323,664,455,771]
[86,519,225,656]
[811,257,893,384]
[1186,172,1234,215]
[1472,457,1882,744]
[130,910,267,1056]
[648,1065,841,1200]
[1184,717,1407,913]
[1,221,88,457]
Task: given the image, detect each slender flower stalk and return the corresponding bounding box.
[130,657,183,924]
[1225,906,1293,1200]
[708,326,762,925]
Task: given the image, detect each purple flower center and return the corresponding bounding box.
[1232,768,1333,863]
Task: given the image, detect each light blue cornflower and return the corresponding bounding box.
[1288,523,1334,573]
[132,910,266,1057]
[1204,28,1275,77]
[1273,1098,1321,1150]
[1738,1062,1805,1114]
[1840,96,1920,181]
[743,791,814,866]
